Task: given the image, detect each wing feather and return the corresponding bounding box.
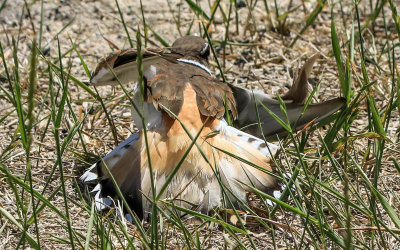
[232,84,345,139]
[80,133,144,217]
[90,49,182,86]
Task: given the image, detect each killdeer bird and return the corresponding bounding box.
[81,36,345,220]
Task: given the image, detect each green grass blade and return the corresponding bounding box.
[0,206,39,248]
[350,155,400,228]
[115,0,133,47]
[0,164,67,220]
[289,0,326,48]
[84,202,95,250]
[331,12,348,101]
[184,0,210,20]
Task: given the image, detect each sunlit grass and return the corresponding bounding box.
[0,0,399,249]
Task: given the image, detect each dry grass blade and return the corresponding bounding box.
[0,0,399,248]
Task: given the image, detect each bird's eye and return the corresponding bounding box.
[200,43,210,56]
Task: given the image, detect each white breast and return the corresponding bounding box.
[131,65,164,130]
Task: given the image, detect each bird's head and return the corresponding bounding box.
[171,36,210,67]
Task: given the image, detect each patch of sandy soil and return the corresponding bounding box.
[0,0,399,248]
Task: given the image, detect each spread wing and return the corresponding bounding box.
[231,84,345,138]
[90,48,182,86]
[90,48,237,119]
[232,54,345,138]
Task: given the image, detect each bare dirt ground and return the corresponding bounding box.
[0,0,399,248]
